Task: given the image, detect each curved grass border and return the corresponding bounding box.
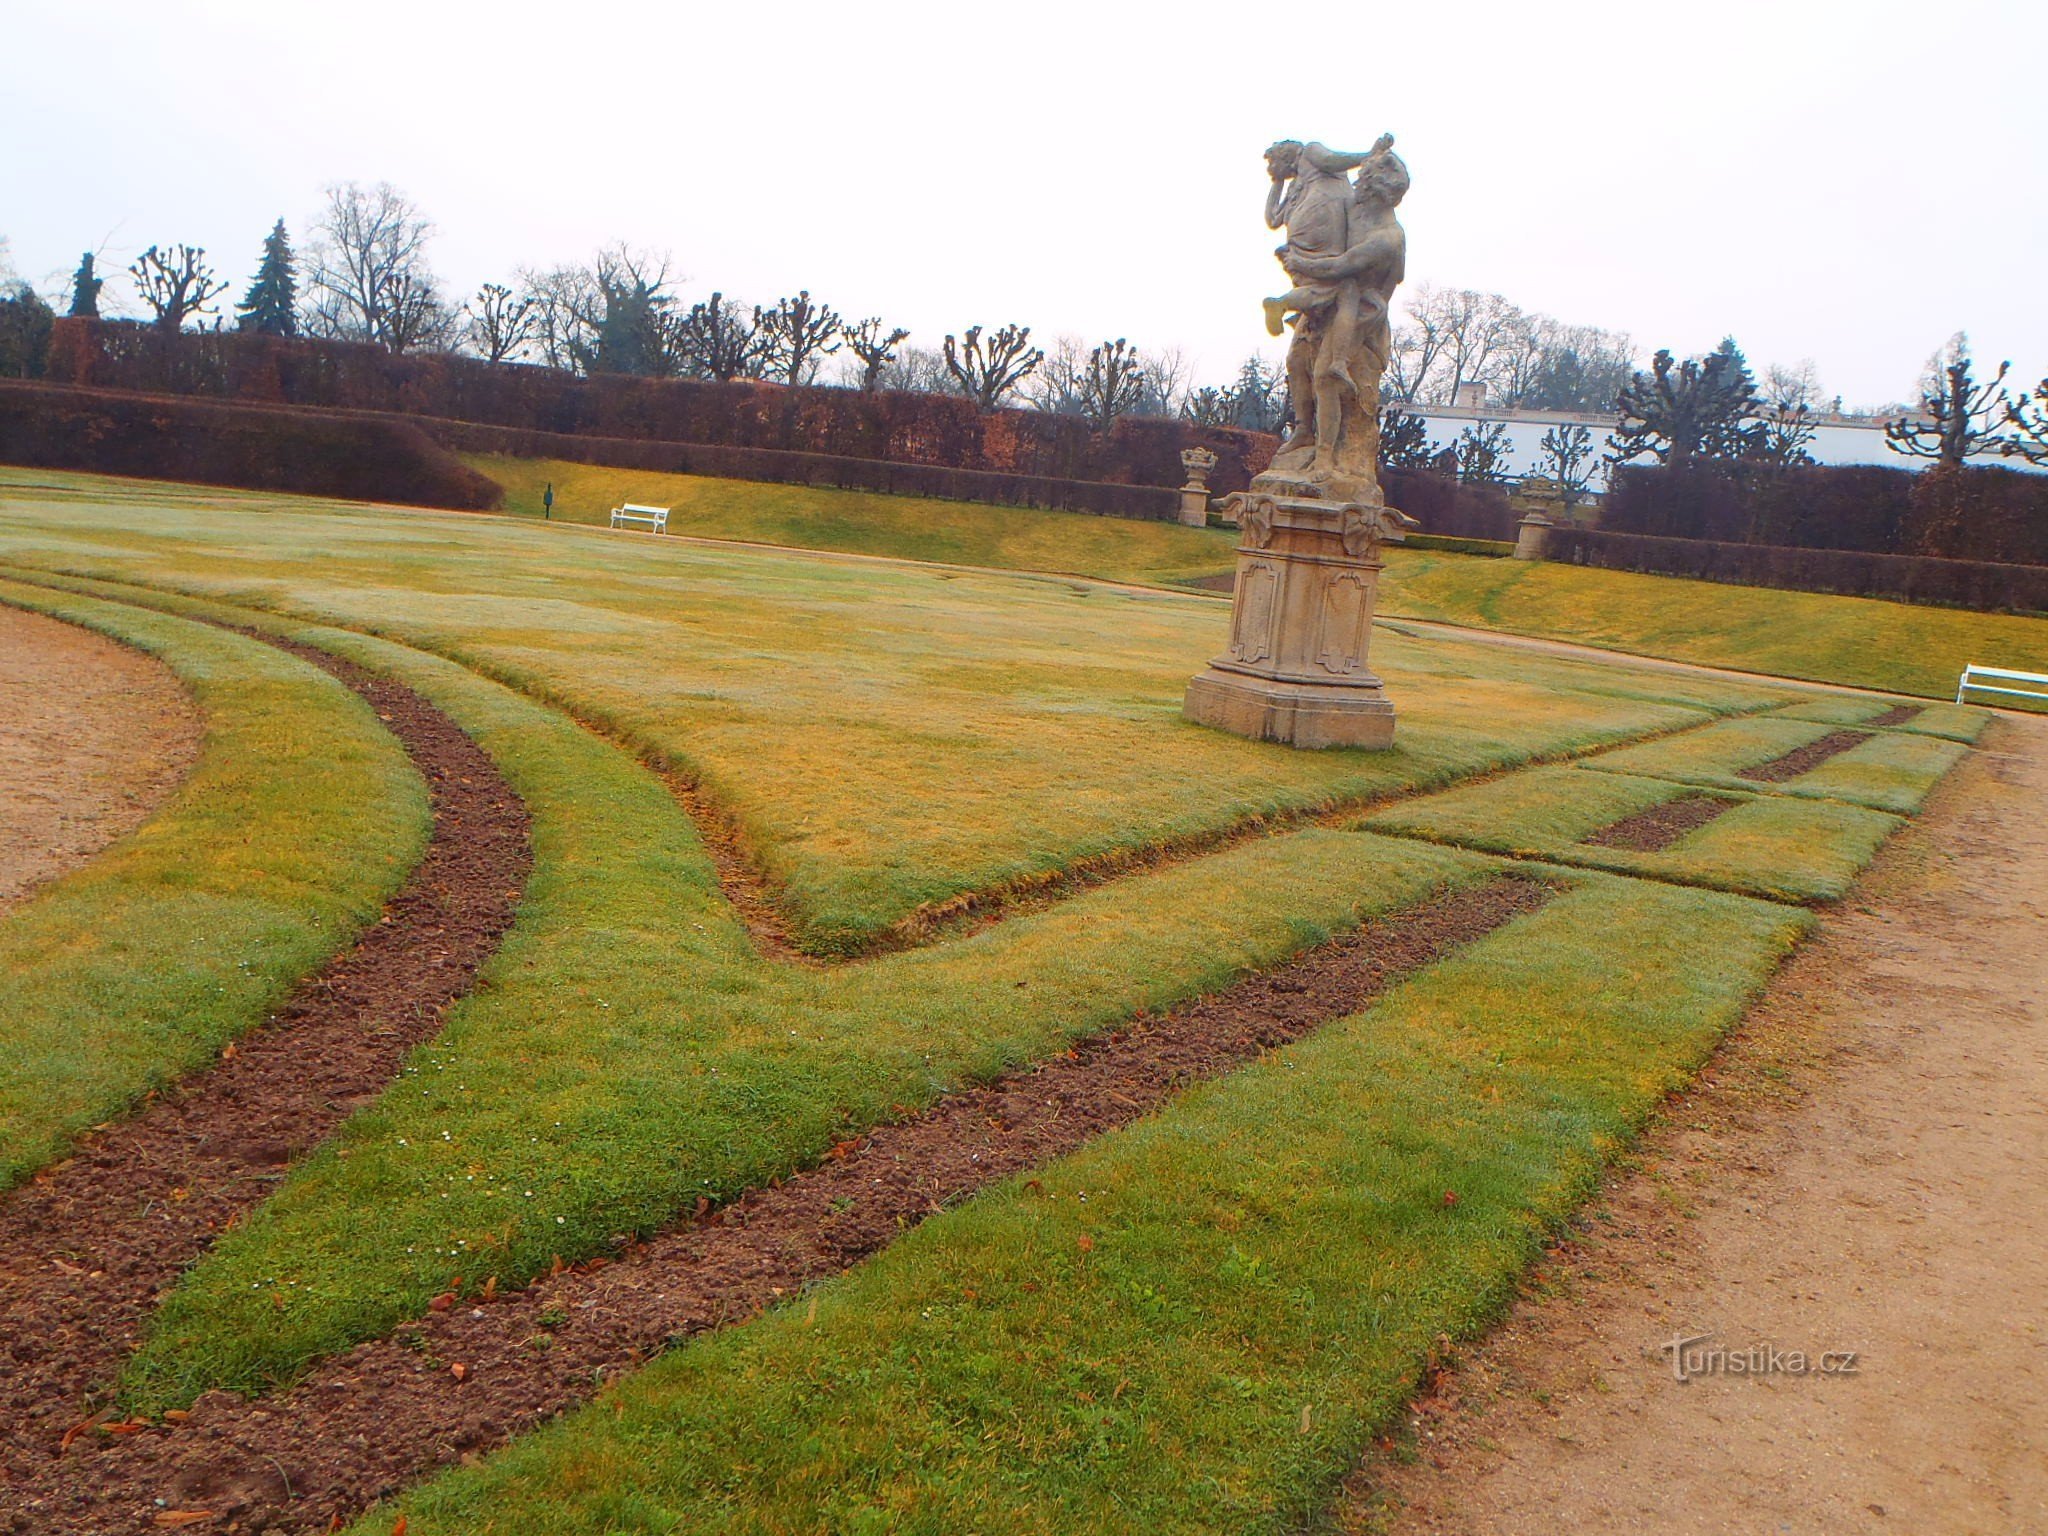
[355,874,1810,1535]
[0,573,1493,1411]
[0,579,427,1188]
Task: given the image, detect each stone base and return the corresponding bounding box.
[1184,667,1396,750]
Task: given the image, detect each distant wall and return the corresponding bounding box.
[0,381,502,511]
[43,319,1274,493]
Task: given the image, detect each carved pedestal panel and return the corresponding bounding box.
[1183,491,1413,749]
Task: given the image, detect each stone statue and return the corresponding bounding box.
[1262,134,1410,503]
[1184,134,1421,751]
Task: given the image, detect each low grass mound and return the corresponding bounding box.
[464,453,1240,589]
[1358,762,1903,903]
[357,873,1808,1536]
[1584,714,1969,814]
[0,580,426,1187]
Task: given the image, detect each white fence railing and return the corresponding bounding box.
[1956,664,2048,706]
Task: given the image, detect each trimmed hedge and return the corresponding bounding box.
[0,381,502,511]
[44,319,1272,493]
[421,420,1180,520]
[1547,525,2048,614]
[1605,462,2048,566]
[1381,465,1519,541]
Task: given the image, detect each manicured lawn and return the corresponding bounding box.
[1584,714,1970,814]
[465,453,1242,588]
[357,874,1808,1536]
[0,468,1990,1533]
[0,579,426,1187]
[1766,695,1989,741]
[1376,547,2048,706]
[0,469,1788,956]
[1358,763,1904,903]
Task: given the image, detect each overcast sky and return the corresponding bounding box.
[4,0,2042,409]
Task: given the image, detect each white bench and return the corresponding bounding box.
[1956,664,2048,706]
[609,503,670,534]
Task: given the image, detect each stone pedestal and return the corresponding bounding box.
[1183,486,1415,749]
[1513,511,1555,561]
[1177,446,1218,527]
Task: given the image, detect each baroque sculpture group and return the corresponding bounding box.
[1184,134,1419,749]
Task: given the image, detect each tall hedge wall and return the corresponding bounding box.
[43,318,1273,493]
[1604,462,2048,566]
[0,381,502,511]
[1547,524,2048,614]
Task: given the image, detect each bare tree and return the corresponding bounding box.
[1885,334,2013,470]
[1609,346,1761,470]
[1180,386,1233,427]
[303,182,451,352]
[128,244,228,331]
[462,281,535,364]
[2003,376,2048,465]
[517,264,601,372]
[1133,345,1191,418]
[943,323,1042,410]
[674,292,769,381]
[1023,334,1088,414]
[877,343,953,394]
[1379,406,1438,469]
[1076,338,1147,429]
[841,316,909,391]
[757,291,843,385]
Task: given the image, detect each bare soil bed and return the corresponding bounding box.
[1738,728,1871,783]
[0,603,202,909]
[1580,792,1734,852]
[0,637,531,1529]
[8,877,1549,1533]
[1343,715,2048,1535]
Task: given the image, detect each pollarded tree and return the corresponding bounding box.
[1885,333,2013,470]
[66,252,103,318]
[237,220,299,336]
[1454,419,1513,485]
[462,282,535,364]
[1607,345,1760,470]
[674,292,769,381]
[1537,422,1595,508]
[2003,377,2048,466]
[129,244,229,332]
[1180,386,1232,427]
[1077,338,1146,430]
[841,316,909,391]
[1379,406,1437,469]
[943,323,1042,410]
[758,291,843,385]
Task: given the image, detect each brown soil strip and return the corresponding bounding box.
[0,603,202,909]
[1736,728,1870,784]
[10,876,1552,1534]
[0,638,531,1518]
[1579,792,1734,852]
[1867,703,1924,728]
[1338,719,2044,1536]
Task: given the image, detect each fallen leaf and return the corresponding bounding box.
[392,1517,409,1536]
[1076,1234,1094,1254]
[162,1409,190,1424]
[427,1292,456,1312]
[481,1276,497,1301]
[59,1412,108,1450]
[450,1363,468,1382]
[1441,1190,1459,1208]
[151,1513,215,1528]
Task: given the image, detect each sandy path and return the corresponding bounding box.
[1346,714,2048,1535]
[0,603,203,908]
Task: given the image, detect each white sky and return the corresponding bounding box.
[4,0,2043,409]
